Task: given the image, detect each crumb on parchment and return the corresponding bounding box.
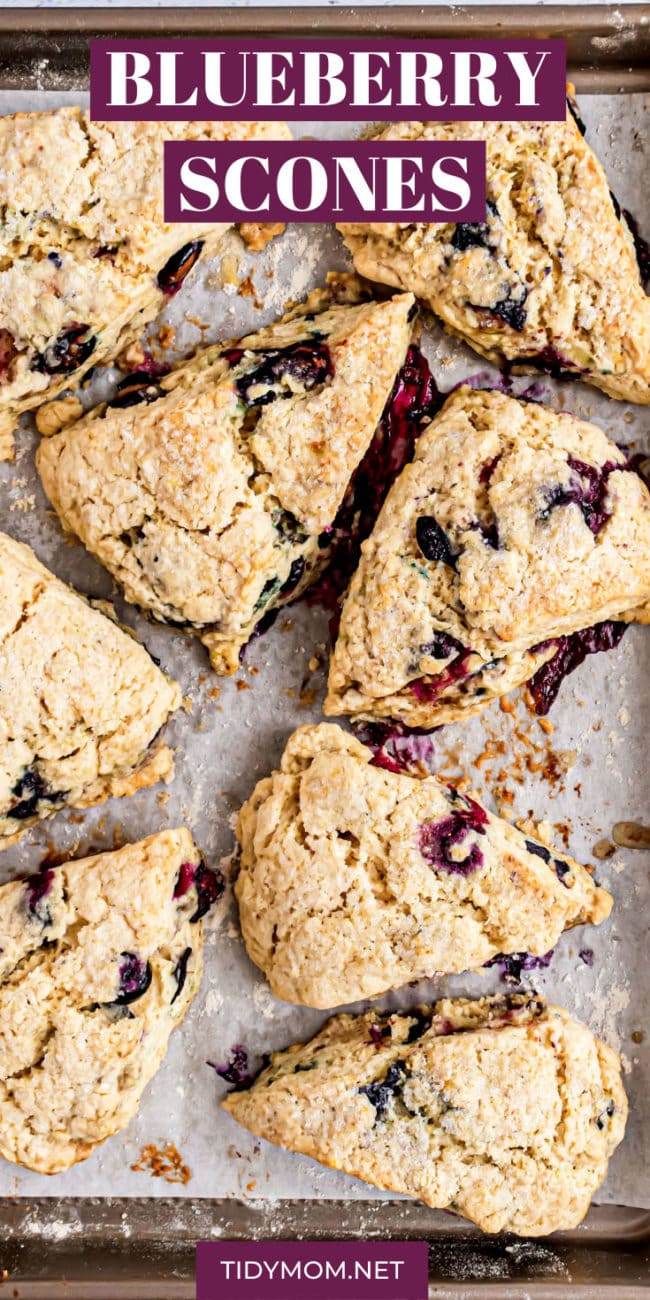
[131,1142,191,1185]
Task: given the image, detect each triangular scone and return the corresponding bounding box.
[0,532,181,849]
[37,278,416,672]
[0,828,222,1173]
[339,99,650,405]
[236,724,611,1008]
[0,109,291,461]
[326,387,650,726]
[223,994,627,1236]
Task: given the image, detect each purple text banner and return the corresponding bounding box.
[91,38,566,121]
[163,139,486,224]
[196,1240,429,1300]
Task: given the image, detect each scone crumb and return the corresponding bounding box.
[593,838,616,860]
[239,220,286,251]
[131,1142,191,1185]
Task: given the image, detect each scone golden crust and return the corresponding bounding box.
[0,108,291,460]
[0,828,222,1173]
[235,724,611,1008]
[0,532,181,849]
[339,101,650,405]
[325,387,650,726]
[37,278,416,673]
[223,994,627,1236]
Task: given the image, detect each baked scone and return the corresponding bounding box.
[325,387,650,727]
[0,827,222,1173]
[37,278,416,672]
[338,99,650,405]
[0,532,180,850]
[0,108,291,460]
[235,723,611,1008]
[223,993,627,1236]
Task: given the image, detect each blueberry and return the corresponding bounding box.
[470,519,500,549]
[415,516,456,566]
[236,339,333,407]
[368,1021,392,1046]
[418,799,488,877]
[529,621,627,715]
[157,240,205,294]
[359,1062,406,1119]
[9,768,64,821]
[33,324,96,376]
[490,293,528,332]
[173,860,224,922]
[109,371,163,410]
[541,456,624,536]
[479,454,502,486]
[115,953,152,1005]
[47,251,62,267]
[410,650,471,704]
[171,947,192,1004]
[596,1099,615,1130]
[524,839,551,863]
[420,631,466,660]
[25,867,55,927]
[451,220,491,252]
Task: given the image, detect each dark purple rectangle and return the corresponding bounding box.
[195,1241,428,1300]
[163,139,486,224]
[90,38,566,122]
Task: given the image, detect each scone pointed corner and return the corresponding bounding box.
[326,387,650,728]
[216,996,628,1236]
[338,99,650,405]
[234,722,612,1009]
[37,280,418,676]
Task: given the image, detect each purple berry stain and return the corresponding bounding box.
[359,1062,406,1119]
[484,949,554,984]
[410,650,472,704]
[355,720,437,776]
[529,621,628,715]
[541,457,630,536]
[418,796,488,876]
[208,1045,255,1091]
[308,345,441,616]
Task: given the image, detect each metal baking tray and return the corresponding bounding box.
[0,7,649,1297]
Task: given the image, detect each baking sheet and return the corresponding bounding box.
[0,90,648,1215]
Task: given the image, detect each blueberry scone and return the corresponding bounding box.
[339,98,650,404]
[37,277,416,673]
[223,994,627,1236]
[235,724,611,1008]
[0,827,222,1173]
[0,108,291,460]
[0,532,181,850]
[325,387,650,727]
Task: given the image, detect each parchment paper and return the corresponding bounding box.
[0,92,647,1212]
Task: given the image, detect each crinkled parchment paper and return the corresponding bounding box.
[0,91,648,1212]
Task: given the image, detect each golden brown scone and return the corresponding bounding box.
[0,828,222,1173]
[339,98,650,405]
[0,531,181,849]
[37,278,416,672]
[325,387,650,726]
[223,994,627,1236]
[235,724,611,1007]
[0,108,291,460]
